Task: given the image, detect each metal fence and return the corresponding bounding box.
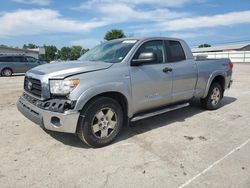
[193,51,250,63]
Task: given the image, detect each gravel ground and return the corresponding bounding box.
[0,64,250,188]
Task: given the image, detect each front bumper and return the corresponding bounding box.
[17,96,80,133]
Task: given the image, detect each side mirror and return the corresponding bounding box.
[131,52,157,66]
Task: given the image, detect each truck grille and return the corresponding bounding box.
[24,77,42,98]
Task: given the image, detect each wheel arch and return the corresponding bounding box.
[203,72,226,98]
[76,90,130,117]
[1,67,13,75]
[212,75,225,90]
[86,92,128,116]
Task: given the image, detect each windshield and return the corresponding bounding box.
[79,39,137,63]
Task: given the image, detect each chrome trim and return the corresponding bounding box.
[25,71,50,100]
[131,103,189,122]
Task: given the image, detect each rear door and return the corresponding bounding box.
[130,40,173,113]
[164,40,197,103]
[11,56,28,73]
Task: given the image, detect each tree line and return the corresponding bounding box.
[6,29,125,62]
[22,44,89,62]
[23,29,127,62]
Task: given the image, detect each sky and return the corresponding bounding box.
[0,0,250,49]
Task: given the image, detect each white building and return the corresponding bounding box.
[192,43,250,63]
[0,46,45,59]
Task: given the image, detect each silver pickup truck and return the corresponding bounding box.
[17,37,233,147]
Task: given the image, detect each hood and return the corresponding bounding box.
[28,60,113,79]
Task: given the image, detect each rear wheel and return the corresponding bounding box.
[1,68,12,77]
[77,97,123,147]
[201,82,223,110]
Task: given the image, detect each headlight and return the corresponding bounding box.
[50,79,79,96]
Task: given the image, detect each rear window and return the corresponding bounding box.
[166,40,186,62]
[0,56,12,62]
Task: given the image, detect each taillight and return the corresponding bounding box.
[229,61,234,69]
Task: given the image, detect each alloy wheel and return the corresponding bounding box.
[91,108,118,139]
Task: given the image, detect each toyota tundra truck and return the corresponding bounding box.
[17,37,233,147]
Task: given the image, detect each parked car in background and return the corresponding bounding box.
[0,55,47,76]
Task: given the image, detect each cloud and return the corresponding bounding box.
[74,1,250,36]
[77,0,196,9]
[133,10,250,34]
[12,0,51,6]
[160,10,250,30]
[74,1,190,25]
[170,31,215,39]
[0,9,108,37]
[96,3,188,23]
[1,2,250,40]
[70,39,101,48]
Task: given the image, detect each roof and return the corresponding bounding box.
[192,43,250,53]
[110,36,184,42]
[0,46,39,53]
[0,54,32,57]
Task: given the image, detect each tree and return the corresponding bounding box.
[3,42,89,62]
[70,46,82,60]
[104,29,126,41]
[198,44,211,48]
[59,46,89,61]
[39,45,58,62]
[22,43,59,62]
[0,44,9,48]
[81,48,89,55]
[59,47,71,60]
[23,43,38,49]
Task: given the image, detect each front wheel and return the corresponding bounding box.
[201,82,223,110]
[77,97,123,147]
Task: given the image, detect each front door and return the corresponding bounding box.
[130,40,173,114]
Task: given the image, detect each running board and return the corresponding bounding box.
[130,102,190,122]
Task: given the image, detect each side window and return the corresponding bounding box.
[166,40,186,62]
[12,56,27,63]
[133,40,164,64]
[12,56,20,62]
[0,56,12,62]
[26,57,37,63]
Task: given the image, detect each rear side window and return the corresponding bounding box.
[12,56,27,62]
[166,40,186,62]
[0,56,12,62]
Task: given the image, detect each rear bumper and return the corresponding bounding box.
[17,96,80,133]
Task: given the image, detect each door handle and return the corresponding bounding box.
[163,67,173,73]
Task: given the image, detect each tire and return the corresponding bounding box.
[77,97,124,147]
[1,68,12,77]
[200,82,223,110]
